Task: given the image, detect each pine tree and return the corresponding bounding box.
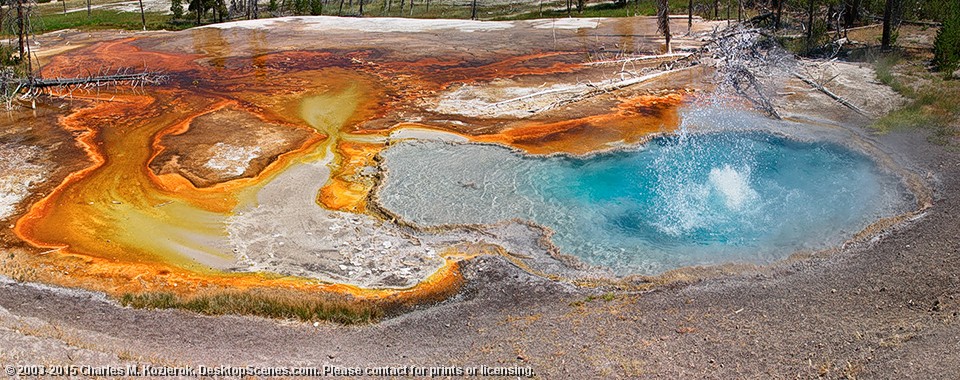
[933,4,960,72]
[171,0,185,19]
[294,0,308,14]
[188,0,207,24]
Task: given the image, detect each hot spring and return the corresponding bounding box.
[377,121,911,275]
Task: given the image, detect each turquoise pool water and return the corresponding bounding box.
[378,131,908,275]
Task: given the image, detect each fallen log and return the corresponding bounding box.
[537,66,698,113]
[489,86,583,108]
[487,57,695,113]
[868,16,941,27]
[791,71,869,117]
[22,72,165,89]
[584,52,693,66]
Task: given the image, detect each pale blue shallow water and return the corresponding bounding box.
[378,131,908,275]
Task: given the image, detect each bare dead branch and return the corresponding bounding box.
[792,71,869,117]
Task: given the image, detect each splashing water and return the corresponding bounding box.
[710,165,757,210]
[378,127,908,275]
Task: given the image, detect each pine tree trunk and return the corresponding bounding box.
[657,0,671,53]
[843,0,860,27]
[16,0,26,60]
[24,5,33,84]
[881,0,894,50]
[726,0,730,25]
[139,0,147,30]
[827,4,836,39]
[773,0,782,30]
[807,0,815,48]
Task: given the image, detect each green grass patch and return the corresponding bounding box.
[326,0,688,20]
[569,291,618,307]
[870,52,960,145]
[287,0,567,20]
[499,1,649,20]
[34,0,136,15]
[23,0,700,33]
[120,290,383,324]
[873,54,913,94]
[29,10,190,33]
[497,0,692,21]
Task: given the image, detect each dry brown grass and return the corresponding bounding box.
[120,288,384,324]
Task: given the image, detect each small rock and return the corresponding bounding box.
[360,166,378,176]
[953,68,960,79]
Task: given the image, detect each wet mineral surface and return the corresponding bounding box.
[4,14,921,317]
[1,17,725,305]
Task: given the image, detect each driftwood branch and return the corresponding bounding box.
[726,66,782,119]
[537,66,697,113]
[485,52,696,115]
[490,86,582,108]
[584,52,693,66]
[7,69,168,105]
[702,26,787,120]
[24,72,165,89]
[792,71,869,117]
